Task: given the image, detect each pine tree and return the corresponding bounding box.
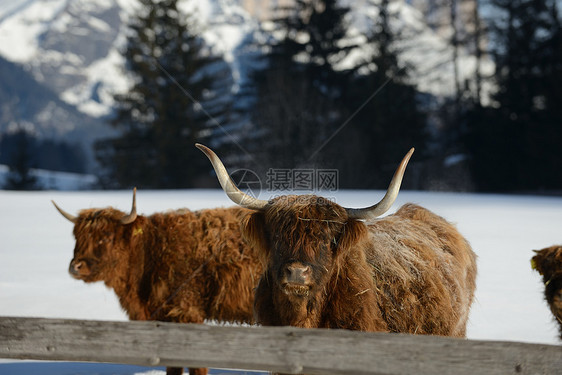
[339,0,427,188]
[240,0,356,171]
[3,130,40,190]
[281,0,354,95]
[95,0,233,189]
[470,0,485,106]
[465,0,562,191]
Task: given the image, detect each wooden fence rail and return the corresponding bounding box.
[1,316,560,374]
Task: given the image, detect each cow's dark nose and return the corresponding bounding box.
[285,263,311,285]
[69,260,84,276]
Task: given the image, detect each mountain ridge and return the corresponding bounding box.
[0,0,490,173]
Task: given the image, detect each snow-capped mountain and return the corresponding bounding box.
[343,0,493,100]
[0,0,491,172]
[0,0,131,171]
[0,0,259,116]
[0,53,110,140]
[0,0,260,171]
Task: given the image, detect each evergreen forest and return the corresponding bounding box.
[4,0,562,193]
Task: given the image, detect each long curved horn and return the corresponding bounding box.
[120,187,138,224]
[345,148,414,221]
[196,144,268,210]
[52,201,77,223]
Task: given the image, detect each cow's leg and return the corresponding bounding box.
[166,367,184,375]
[164,306,207,375]
[188,368,208,375]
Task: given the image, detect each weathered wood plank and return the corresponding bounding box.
[0,317,560,374]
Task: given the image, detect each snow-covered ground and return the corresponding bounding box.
[1,189,561,373]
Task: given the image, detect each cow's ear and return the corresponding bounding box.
[336,219,367,257]
[243,212,270,260]
[530,251,542,274]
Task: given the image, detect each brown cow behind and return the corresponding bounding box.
[532,245,562,339]
[53,190,263,375]
[197,144,477,338]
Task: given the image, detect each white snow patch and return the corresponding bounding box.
[0,0,66,61]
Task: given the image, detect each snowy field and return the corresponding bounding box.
[1,188,561,374]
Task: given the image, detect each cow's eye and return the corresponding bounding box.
[97,236,111,245]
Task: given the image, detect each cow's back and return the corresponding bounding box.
[365,203,477,337]
[143,207,263,324]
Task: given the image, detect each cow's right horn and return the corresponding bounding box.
[120,187,138,225]
[196,144,268,210]
[345,148,414,221]
[52,201,77,223]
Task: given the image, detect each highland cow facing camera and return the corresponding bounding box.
[532,245,562,339]
[197,144,477,337]
[53,189,263,375]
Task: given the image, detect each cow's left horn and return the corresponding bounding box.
[52,201,77,223]
[120,187,138,224]
[345,148,414,221]
[196,144,268,210]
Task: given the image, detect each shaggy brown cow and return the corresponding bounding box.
[53,190,263,375]
[197,144,477,337]
[531,245,562,339]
